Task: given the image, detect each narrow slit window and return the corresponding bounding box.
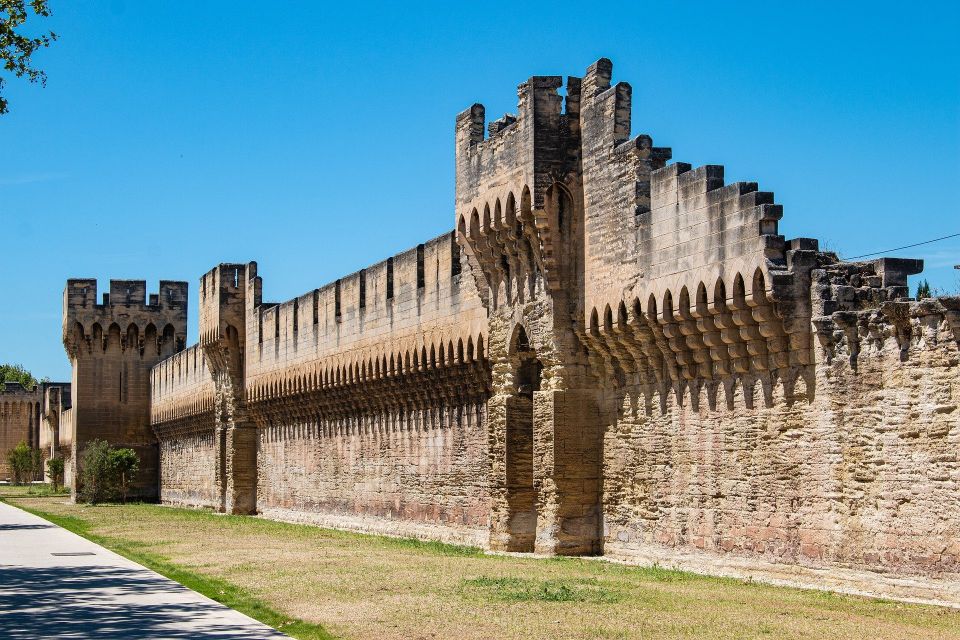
[293,299,299,334]
[450,232,462,276]
[386,258,394,300]
[417,244,425,289]
[359,270,366,309]
[335,280,342,321]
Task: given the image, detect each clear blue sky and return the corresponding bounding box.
[2,1,958,381]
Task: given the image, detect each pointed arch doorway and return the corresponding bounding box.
[503,324,541,552]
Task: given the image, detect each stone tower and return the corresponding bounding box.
[198,262,259,514]
[62,278,187,498]
[455,69,607,554]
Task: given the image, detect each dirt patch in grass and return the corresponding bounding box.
[460,576,624,603]
[9,498,960,640]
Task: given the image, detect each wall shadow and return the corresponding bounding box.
[0,565,284,639]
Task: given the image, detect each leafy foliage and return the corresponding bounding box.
[0,0,57,115]
[0,362,40,390]
[46,456,64,490]
[78,439,140,504]
[916,279,932,300]
[6,440,42,484]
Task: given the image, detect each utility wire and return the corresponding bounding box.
[844,232,960,260]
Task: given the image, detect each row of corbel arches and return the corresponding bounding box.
[247,331,490,403]
[456,184,553,305]
[584,267,809,384]
[613,369,813,420]
[68,321,180,358]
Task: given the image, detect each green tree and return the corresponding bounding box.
[109,447,139,504]
[0,0,57,115]
[916,279,932,300]
[7,441,33,484]
[46,456,64,490]
[0,362,39,390]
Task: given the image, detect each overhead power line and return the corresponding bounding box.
[844,232,960,260]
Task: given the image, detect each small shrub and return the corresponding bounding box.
[78,440,139,504]
[7,441,41,484]
[47,457,65,490]
[916,279,931,300]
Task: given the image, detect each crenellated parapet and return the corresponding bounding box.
[807,256,952,365]
[150,344,214,427]
[455,70,583,297]
[579,161,818,390]
[63,278,188,360]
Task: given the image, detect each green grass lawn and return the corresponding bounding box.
[0,482,69,498]
[4,495,959,640]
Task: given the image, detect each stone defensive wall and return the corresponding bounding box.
[0,382,42,480]
[131,58,960,603]
[151,234,493,541]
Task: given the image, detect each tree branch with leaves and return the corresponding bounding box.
[0,0,57,115]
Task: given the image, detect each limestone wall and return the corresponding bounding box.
[158,426,218,508]
[244,231,493,536]
[601,299,960,600]
[256,401,490,545]
[151,232,493,538]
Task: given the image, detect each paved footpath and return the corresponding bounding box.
[0,500,288,639]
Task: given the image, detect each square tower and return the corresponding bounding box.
[62,278,188,499]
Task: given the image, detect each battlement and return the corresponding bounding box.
[199,262,257,346]
[248,230,485,382]
[151,343,214,424]
[64,278,187,311]
[455,75,569,149]
[455,72,581,215]
[62,278,189,360]
[0,381,39,396]
[581,59,788,328]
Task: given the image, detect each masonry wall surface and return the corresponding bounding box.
[256,401,491,545]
